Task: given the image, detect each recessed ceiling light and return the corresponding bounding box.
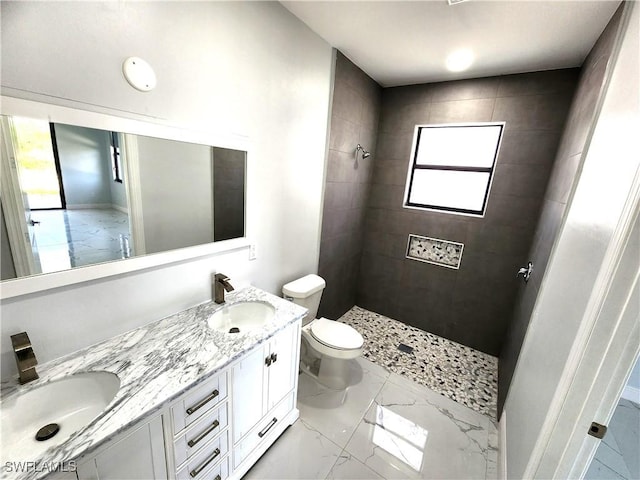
[445,49,474,72]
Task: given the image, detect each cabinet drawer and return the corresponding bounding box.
[176,431,229,480]
[233,393,294,469]
[174,402,228,467]
[173,371,227,432]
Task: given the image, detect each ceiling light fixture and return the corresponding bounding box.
[445,49,474,72]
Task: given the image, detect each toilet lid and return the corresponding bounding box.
[310,318,364,350]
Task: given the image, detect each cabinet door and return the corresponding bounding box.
[76,415,166,480]
[231,344,267,443]
[266,324,297,412]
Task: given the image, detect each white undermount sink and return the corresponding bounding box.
[207,301,275,334]
[0,371,120,463]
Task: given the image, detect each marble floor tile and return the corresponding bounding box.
[297,358,388,447]
[587,442,631,480]
[585,459,627,480]
[31,208,132,273]
[339,306,498,419]
[242,419,342,480]
[252,357,497,480]
[606,399,639,480]
[586,398,640,480]
[326,452,384,480]
[344,373,495,480]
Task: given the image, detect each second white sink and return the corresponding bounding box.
[0,371,120,463]
[208,301,275,334]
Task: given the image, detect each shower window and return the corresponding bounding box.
[403,123,504,216]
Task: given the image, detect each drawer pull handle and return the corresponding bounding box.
[189,447,220,478]
[186,389,219,415]
[271,352,278,363]
[265,355,272,367]
[258,417,278,438]
[187,419,220,448]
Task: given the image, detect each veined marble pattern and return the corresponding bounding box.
[339,306,498,419]
[30,208,132,274]
[585,398,639,480]
[244,357,498,480]
[0,287,307,480]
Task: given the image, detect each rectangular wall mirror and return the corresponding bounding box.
[1,105,247,289]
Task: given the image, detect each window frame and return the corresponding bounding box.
[403,122,504,217]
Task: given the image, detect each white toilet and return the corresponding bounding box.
[282,274,364,390]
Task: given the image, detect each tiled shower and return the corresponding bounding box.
[318,1,625,417]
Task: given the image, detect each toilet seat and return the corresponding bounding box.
[309,318,364,351]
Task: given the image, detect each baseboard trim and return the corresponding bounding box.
[499,410,507,480]
[621,385,640,404]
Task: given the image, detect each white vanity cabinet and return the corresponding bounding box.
[230,322,300,472]
[169,370,230,480]
[69,319,301,480]
[75,414,167,480]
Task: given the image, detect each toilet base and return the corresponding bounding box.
[300,337,352,390]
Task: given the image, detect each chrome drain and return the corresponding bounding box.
[35,423,60,441]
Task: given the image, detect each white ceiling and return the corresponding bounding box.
[281,1,621,87]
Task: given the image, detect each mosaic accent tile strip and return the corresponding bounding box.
[406,234,464,269]
[339,306,498,419]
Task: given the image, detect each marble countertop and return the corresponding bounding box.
[0,286,307,480]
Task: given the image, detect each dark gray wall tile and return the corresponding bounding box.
[319,52,382,319]
[429,98,495,124]
[324,181,355,212]
[382,84,433,108]
[329,115,360,153]
[497,69,581,97]
[493,93,573,131]
[326,149,359,183]
[363,231,407,259]
[368,183,405,209]
[359,68,578,358]
[484,194,544,229]
[372,161,408,186]
[379,102,431,134]
[430,77,500,102]
[376,132,415,161]
[491,163,553,199]
[498,131,561,167]
[332,82,364,124]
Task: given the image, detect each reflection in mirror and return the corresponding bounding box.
[0,115,246,281]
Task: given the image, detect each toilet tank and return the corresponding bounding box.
[282,274,326,325]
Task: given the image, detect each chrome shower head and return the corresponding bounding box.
[356,144,371,159]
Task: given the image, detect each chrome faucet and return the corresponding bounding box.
[214,273,234,304]
[11,332,38,384]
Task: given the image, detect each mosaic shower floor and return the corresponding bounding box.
[338,306,498,419]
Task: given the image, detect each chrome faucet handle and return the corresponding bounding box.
[517,262,533,282]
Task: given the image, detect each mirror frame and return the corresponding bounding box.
[0,96,251,300]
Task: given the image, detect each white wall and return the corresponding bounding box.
[56,124,113,208]
[503,2,639,478]
[0,1,332,380]
[136,136,214,254]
